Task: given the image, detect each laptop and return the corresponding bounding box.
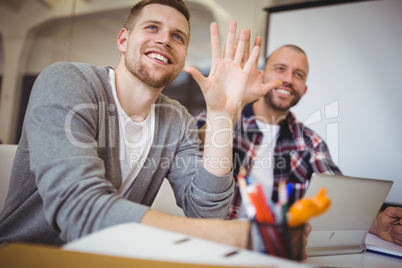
[303,173,393,256]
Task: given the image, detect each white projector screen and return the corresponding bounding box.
[265,0,402,205]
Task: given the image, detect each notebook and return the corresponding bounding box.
[365,232,402,258]
[303,173,393,257]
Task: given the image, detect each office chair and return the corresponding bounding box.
[151,179,185,217]
[0,144,18,212]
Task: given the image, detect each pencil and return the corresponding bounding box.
[389,220,400,226]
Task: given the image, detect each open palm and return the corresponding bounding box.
[185,21,281,120]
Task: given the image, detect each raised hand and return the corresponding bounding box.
[185,21,281,176]
[237,33,282,108]
[185,21,281,121]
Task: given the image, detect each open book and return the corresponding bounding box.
[365,233,402,258]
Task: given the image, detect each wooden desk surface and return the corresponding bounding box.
[0,243,273,268]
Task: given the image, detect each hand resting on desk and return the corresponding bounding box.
[369,207,402,246]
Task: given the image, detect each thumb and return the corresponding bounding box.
[184,66,207,90]
[262,79,282,95]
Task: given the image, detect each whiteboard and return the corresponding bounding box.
[266,0,402,205]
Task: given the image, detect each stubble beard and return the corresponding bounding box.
[265,88,302,111]
[124,45,183,89]
[125,57,177,89]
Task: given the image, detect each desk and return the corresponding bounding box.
[63,223,305,268]
[304,251,402,268]
[1,223,400,268]
[1,243,248,268]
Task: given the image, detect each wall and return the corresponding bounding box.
[266,0,402,205]
[0,0,285,144]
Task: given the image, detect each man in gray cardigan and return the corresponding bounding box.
[0,0,299,255]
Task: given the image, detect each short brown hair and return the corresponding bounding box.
[124,0,190,31]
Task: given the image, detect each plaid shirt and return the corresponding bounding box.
[196,102,341,220]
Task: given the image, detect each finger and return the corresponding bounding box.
[223,21,237,60]
[390,228,402,245]
[241,29,251,65]
[234,29,247,65]
[234,34,239,59]
[261,79,283,95]
[254,35,262,48]
[250,36,262,67]
[184,66,207,91]
[385,206,402,220]
[390,224,402,236]
[210,22,221,63]
[243,45,260,74]
[390,234,402,246]
[209,22,221,76]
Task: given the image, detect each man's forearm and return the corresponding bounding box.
[141,209,249,248]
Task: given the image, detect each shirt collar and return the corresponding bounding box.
[240,103,300,139]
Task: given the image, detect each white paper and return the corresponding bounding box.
[365,233,402,257]
[63,223,307,268]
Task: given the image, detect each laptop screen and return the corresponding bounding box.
[304,173,393,256]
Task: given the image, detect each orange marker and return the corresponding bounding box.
[287,187,331,227]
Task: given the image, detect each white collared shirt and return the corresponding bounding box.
[237,120,280,218]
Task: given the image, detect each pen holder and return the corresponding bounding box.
[249,220,305,261]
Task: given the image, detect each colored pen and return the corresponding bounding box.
[278,179,291,258]
[278,179,289,222]
[237,168,256,219]
[286,183,294,199]
[247,185,277,255]
[248,183,287,256]
[255,183,275,223]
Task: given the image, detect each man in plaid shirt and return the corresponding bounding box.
[197,44,341,219]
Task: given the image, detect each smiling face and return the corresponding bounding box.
[262,47,309,112]
[118,4,189,89]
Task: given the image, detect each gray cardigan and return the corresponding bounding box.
[0,62,234,245]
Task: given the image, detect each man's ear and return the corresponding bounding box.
[302,85,308,96]
[117,28,128,52]
[257,70,263,82]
